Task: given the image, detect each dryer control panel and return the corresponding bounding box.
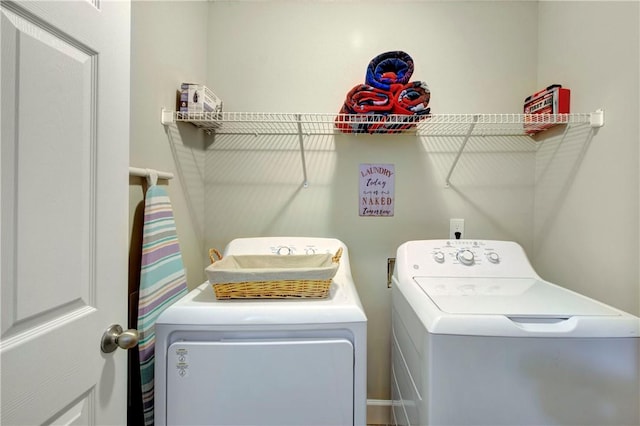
[396,239,537,278]
[271,243,334,256]
[224,236,344,257]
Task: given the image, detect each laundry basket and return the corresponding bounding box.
[205,248,342,299]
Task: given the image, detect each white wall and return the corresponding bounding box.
[535,1,639,315]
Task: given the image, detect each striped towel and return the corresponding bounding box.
[138,182,188,426]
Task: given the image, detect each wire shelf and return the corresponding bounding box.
[160,108,603,187]
[163,110,601,137]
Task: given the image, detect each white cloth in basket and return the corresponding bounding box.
[206,253,339,284]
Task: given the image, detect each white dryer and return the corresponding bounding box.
[154,237,367,426]
[391,239,639,426]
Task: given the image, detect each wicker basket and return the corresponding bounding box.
[206,247,342,299]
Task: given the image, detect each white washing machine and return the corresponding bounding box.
[391,239,639,426]
[154,237,367,426]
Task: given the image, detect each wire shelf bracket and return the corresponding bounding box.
[443,109,604,187]
[295,113,309,188]
[445,114,479,187]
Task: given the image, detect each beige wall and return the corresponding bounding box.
[129,0,209,291]
[129,0,639,403]
[204,1,539,400]
[534,1,639,315]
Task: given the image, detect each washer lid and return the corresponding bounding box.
[413,277,620,317]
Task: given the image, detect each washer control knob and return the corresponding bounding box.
[305,247,316,255]
[487,252,500,264]
[457,249,475,265]
[433,251,445,263]
[277,246,292,255]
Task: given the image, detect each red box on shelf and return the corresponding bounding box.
[523,84,570,134]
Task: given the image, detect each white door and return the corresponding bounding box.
[1,0,130,424]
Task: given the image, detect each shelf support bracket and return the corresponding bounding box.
[161,107,174,125]
[445,114,479,187]
[590,109,604,128]
[296,114,309,188]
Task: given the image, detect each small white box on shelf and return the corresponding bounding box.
[179,83,223,113]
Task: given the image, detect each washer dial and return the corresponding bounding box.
[457,249,475,265]
[276,246,292,255]
[433,251,445,263]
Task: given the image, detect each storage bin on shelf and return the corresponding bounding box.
[179,83,223,114]
[206,248,342,299]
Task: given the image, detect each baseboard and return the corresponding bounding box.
[366,399,392,425]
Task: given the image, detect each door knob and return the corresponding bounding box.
[101,324,139,353]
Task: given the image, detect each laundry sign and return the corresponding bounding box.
[359,163,395,216]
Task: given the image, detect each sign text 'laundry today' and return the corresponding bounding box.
[359,164,395,217]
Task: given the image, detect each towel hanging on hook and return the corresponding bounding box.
[137,179,187,425]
